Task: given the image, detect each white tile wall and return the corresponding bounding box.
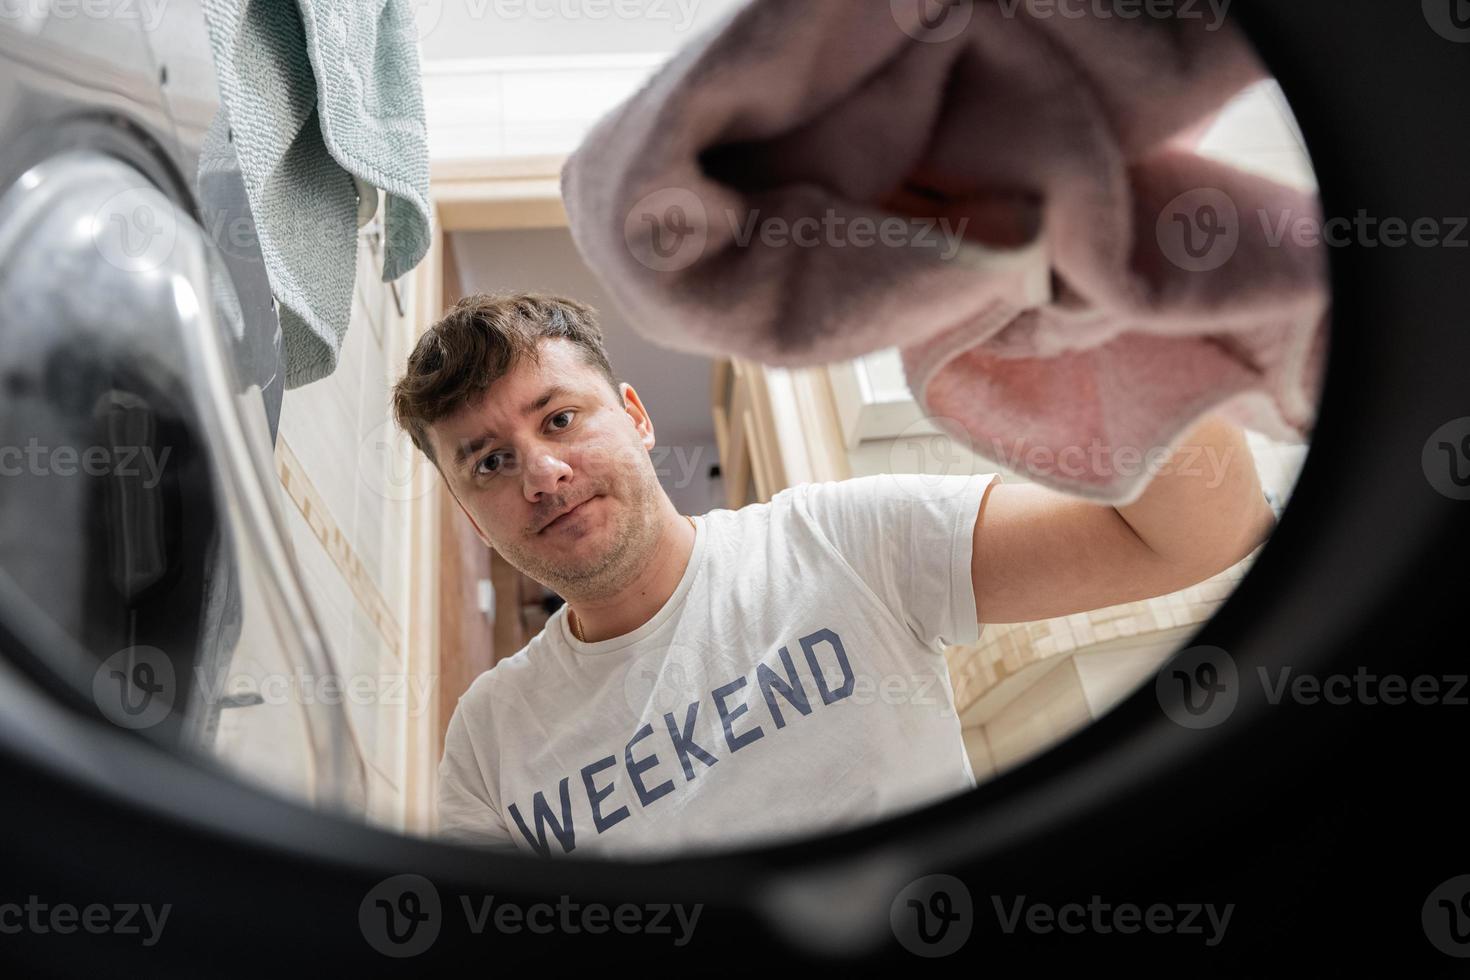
[225,227,421,831]
[980,658,1093,775]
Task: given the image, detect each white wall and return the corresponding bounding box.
[214,226,423,832]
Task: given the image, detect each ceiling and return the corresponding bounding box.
[417,0,747,60]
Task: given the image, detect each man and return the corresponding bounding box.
[394,292,1275,860]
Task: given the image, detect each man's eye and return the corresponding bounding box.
[472,414,573,476]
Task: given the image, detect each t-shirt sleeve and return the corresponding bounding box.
[435,699,518,853]
[791,472,1002,652]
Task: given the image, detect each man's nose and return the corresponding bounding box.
[522,447,573,502]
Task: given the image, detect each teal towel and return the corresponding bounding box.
[201,0,431,388]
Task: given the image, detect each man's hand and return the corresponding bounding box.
[970,415,1277,625]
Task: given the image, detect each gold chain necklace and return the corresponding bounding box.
[569,515,696,643]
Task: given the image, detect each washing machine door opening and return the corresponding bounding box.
[0,152,367,814]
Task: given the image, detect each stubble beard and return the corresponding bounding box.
[502,467,663,603]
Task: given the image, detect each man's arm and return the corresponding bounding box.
[970,415,1277,624]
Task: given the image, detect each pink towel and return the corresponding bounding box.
[561,0,1329,504]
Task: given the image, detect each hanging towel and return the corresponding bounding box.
[201,0,432,388]
[561,0,1329,504]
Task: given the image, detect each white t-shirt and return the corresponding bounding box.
[436,471,1001,859]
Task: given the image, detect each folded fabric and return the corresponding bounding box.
[562,0,1329,504]
[201,0,432,388]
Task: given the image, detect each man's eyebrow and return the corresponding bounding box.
[451,385,576,468]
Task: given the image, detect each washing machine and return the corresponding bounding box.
[0,2,363,802]
[0,1,1465,976]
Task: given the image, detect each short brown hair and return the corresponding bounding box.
[392,292,620,463]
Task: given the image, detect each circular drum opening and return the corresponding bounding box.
[0,1,1466,974]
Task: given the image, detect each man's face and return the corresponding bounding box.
[427,339,664,598]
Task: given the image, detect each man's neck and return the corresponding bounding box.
[565,506,696,643]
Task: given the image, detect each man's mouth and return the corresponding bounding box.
[540,496,597,533]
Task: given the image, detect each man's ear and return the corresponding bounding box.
[619,382,656,451]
